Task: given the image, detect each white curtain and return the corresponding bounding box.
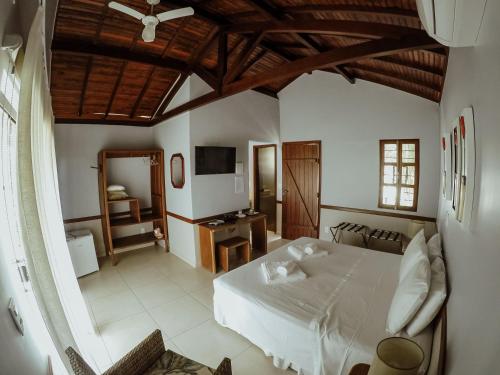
[17,7,101,374]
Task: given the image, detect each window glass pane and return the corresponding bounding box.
[384,143,397,163]
[383,165,397,184]
[401,166,415,185]
[402,143,415,163]
[382,185,397,206]
[400,187,415,207]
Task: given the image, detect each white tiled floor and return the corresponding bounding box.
[79,234,293,374]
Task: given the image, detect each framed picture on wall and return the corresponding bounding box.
[448,107,476,227]
[458,107,476,227]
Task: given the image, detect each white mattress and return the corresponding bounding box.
[213,237,433,375]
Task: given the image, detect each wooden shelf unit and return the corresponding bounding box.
[98,149,168,265]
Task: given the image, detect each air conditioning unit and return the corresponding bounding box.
[416,0,488,47]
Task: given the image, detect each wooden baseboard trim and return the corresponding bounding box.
[63,207,153,224]
[165,211,195,224]
[320,204,436,222]
[64,214,102,224]
[166,210,247,225]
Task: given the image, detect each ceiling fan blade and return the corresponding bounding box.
[156,7,194,23]
[108,1,145,21]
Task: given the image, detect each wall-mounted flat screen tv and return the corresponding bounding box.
[195,146,236,175]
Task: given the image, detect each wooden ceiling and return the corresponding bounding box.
[51,0,448,126]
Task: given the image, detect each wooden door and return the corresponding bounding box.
[282,141,321,240]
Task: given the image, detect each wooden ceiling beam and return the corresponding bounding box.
[130,66,156,119]
[252,87,278,98]
[159,0,302,68]
[225,35,440,95]
[346,63,442,91]
[104,61,127,118]
[153,27,220,119]
[225,20,424,39]
[153,72,187,118]
[161,17,191,58]
[224,32,264,84]
[277,75,300,92]
[217,32,228,93]
[55,118,148,126]
[52,39,189,72]
[349,68,440,102]
[78,56,93,116]
[156,34,441,122]
[236,49,267,79]
[245,0,354,84]
[281,5,420,20]
[373,56,444,77]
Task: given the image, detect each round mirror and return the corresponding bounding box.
[170,153,185,189]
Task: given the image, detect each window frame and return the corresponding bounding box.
[378,139,420,212]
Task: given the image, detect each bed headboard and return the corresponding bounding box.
[426,305,446,375]
[427,245,449,375]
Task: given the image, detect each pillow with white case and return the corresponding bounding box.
[405,257,447,337]
[399,229,428,281]
[427,233,443,263]
[386,252,431,335]
[107,184,126,192]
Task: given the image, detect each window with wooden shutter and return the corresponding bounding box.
[379,139,419,211]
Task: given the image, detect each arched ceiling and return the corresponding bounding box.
[50,0,448,126]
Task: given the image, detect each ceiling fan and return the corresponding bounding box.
[108,0,194,43]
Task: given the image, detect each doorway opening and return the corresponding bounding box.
[253,144,277,233]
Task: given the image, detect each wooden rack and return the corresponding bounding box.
[98,149,168,265]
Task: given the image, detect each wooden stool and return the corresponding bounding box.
[217,236,251,272]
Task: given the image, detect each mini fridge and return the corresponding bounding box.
[66,229,99,277]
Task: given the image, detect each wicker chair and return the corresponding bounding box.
[66,329,231,375]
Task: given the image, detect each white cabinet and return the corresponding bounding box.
[66,230,99,277]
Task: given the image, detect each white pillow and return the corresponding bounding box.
[399,229,428,281]
[406,257,447,337]
[386,254,431,335]
[427,233,443,263]
[107,184,126,192]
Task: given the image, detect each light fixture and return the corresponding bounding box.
[141,16,158,43]
[368,337,424,375]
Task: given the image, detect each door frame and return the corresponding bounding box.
[253,144,278,232]
[281,140,322,239]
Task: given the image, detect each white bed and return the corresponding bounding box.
[213,237,435,375]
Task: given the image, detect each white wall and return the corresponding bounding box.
[279,71,440,218]
[54,124,154,256]
[437,2,500,373]
[55,124,154,219]
[189,76,280,219]
[150,75,280,265]
[153,112,193,219]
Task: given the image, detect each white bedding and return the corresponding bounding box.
[213,237,433,375]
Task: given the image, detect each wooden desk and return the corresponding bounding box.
[198,213,267,273]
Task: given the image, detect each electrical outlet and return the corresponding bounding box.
[140,227,146,234]
[325,226,330,234]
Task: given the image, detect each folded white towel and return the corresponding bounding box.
[261,261,307,285]
[304,243,318,255]
[288,243,329,260]
[288,245,305,261]
[276,261,297,276]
